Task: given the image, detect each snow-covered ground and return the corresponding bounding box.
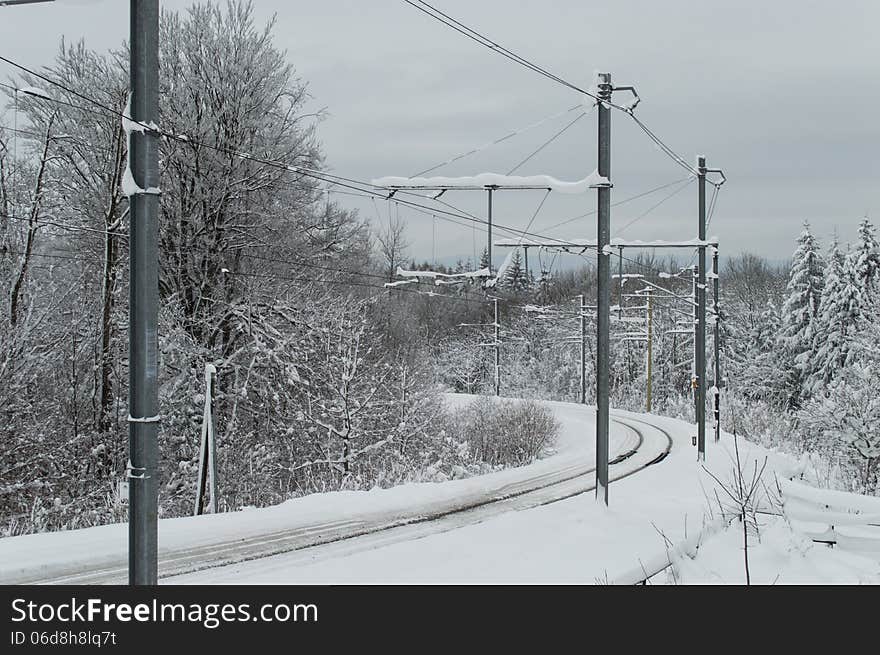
[169,409,879,585]
[1,395,878,585]
[0,396,631,584]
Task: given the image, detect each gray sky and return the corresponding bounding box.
[2,0,879,269]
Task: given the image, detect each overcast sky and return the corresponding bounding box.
[2,0,878,269]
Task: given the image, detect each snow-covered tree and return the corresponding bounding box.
[732,300,783,403]
[778,222,824,408]
[478,246,490,271]
[850,217,880,292]
[537,266,553,301]
[501,248,528,293]
[806,236,861,393]
[800,360,880,494]
[158,0,342,351]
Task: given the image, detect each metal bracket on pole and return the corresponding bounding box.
[706,168,726,187]
[493,298,500,396]
[611,85,641,113]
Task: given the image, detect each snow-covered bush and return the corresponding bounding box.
[447,397,559,467]
[799,364,880,494]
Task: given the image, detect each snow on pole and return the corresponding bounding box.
[121,94,162,198]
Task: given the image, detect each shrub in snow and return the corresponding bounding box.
[448,397,559,468]
[799,363,880,494]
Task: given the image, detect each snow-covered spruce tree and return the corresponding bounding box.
[501,248,529,293]
[806,236,861,394]
[850,217,880,292]
[478,246,490,271]
[778,222,824,409]
[730,299,784,404]
[799,354,880,495]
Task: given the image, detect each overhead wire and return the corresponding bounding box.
[402,0,599,100]
[411,103,582,177]
[0,51,701,262]
[399,2,699,178]
[505,109,590,175]
[612,176,695,237]
[0,50,710,289]
[541,176,695,233]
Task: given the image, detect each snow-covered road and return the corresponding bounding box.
[0,397,670,585]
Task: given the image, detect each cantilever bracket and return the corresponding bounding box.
[706,168,727,187]
[612,85,641,112]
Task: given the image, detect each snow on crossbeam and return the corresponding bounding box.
[372,171,610,194]
[383,279,419,288]
[494,237,720,248]
[395,266,491,279]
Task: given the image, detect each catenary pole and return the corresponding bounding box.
[696,156,707,461]
[579,294,586,404]
[128,0,160,585]
[595,73,612,505]
[617,247,623,321]
[712,247,721,442]
[487,187,494,274]
[646,288,653,413]
[493,297,500,396]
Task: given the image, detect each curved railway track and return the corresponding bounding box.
[18,414,673,585]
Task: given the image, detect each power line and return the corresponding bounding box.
[626,112,697,176]
[612,177,695,236]
[1,211,127,238]
[541,176,695,233]
[3,246,499,307]
[0,51,697,276]
[402,0,598,100]
[397,4,700,179]
[705,183,721,229]
[506,109,589,175]
[411,103,582,177]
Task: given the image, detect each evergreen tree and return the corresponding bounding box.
[851,217,880,291]
[478,246,490,271]
[537,266,553,300]
[736,300,783,403]
[778,222,824,408]
[502,249,528,292]
[807,236,861,393]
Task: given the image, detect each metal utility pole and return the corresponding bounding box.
[579,294,586,404]
[493,297,500,396]
[695,156,707,461]
[595,73,612,505]
[487,187,495,274]
[617,247,624,321]
[646,289,653,413]
[712,247,721,442]
[128,0,160,585]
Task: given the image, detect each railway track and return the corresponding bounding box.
[14,414,673,585]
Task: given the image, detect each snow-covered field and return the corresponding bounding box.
[1,395,878,585]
